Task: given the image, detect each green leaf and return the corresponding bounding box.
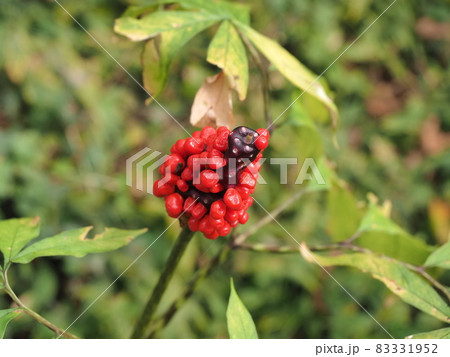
[0,217,40,266]
[207,21,248,100]
[326,183,364,242]
[142,19,213,98]
[235,23,338,128]
[301,156,332,193]
[175,0,251,25]
[11,227,147,264]
[425,241,450,269]
[406,327,450,339]
[114,11,220,42]
[301,248,450,323]
[287,100,323,160]
[227,278,258,339]
[0,308,22,339]
[354,201,432,265]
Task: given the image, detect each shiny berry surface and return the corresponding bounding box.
[155,126,270,239]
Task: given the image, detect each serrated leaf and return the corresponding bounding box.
[0,308,22,339]
[190,71,234,128]
[11,227,147,264]
[354,201,432,265]
[425,241,450,269]
[114,11,220,42]
[227,278,258,339]
[406,327,450,339]
[142,19,213,99]
[235,23,338,128]
[207,21,248,100]
[0,217,40,266]
[301,247,450,323]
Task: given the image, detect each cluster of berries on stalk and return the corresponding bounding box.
[153,125,269,239]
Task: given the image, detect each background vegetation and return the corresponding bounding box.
[0,0,449,338]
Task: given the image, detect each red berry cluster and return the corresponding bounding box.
[153,126,270,239]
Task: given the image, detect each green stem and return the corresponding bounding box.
[131,227,195,338]
[147,242,232,338]
[2,269,79,339]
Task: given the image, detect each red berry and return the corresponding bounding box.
[183,197,197,213]
[176,179,189,192]
[162,172,180,185]
[191,202,207,219]
[199,215,215,235]
[256,128,270,138]
[210,200,226,219]
[201,126,216,139]
[184,137,204,155]
[153,179,175,197]
[217,221,231,236]
[181,167,193,181]
[224,188,242,210]
[238,211,249,224]
[224,209,239,223]
[200,170,219,188]
[188,216,200,231]
[238,171,257,189]
[236,186,250,200]
[229,219,239,228]
[154,125,268,238]
[165,193,184,217]
[254,135,269,150]
[209,216,225,229]
[210,183,224,193]
[204,230,219,240]
[164,154,185,174]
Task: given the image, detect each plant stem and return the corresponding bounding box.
[145,188,311,335]
[237,242,298,254]
[147,242,232,338]
[2,269,79,339]
[235,239,450,302]
[131,227,195,338]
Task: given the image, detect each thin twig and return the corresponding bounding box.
[131,227,195,338]
[2,269,79,339]
[233,188,307,246]
[235,239,450,302]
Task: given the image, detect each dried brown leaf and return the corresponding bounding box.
[190,72,234,129]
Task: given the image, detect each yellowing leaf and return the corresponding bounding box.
[12,227,147,264]
[235,23,338,128]
[301,247,450,323]
[227,278,258,339]
[114,11,219,42]
[190,72,234,129]
[207,21,248,100]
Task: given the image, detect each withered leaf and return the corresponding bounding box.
[190,72,234,129]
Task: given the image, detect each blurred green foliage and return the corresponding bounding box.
[0,0,449,338]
